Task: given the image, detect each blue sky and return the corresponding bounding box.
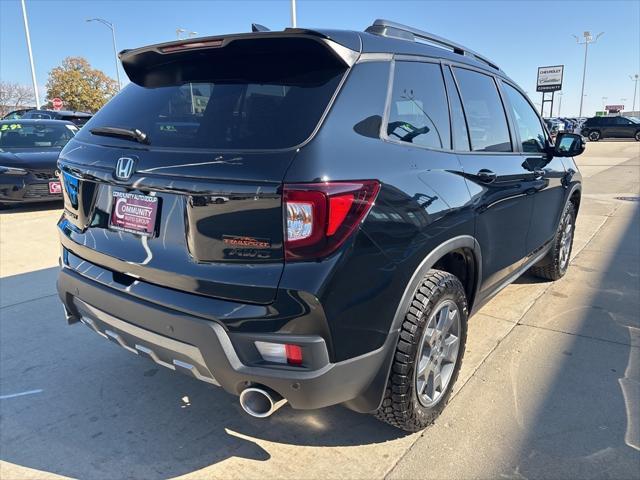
[1,0,638,116]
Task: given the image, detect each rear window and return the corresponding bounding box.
[453,67,512,152]
[26,112,53,119]
[79,67,344,150]
[61,115,91,126]
[0,122,77,149]
[386,61,451,149]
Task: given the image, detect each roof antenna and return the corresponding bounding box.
[252,23,270,32]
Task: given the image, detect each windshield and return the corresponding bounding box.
[0,122,78,149]
[628,117,640,124]
[78,67,345,150]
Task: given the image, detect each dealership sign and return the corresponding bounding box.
[537,65,564,92]
[605,105,624,112]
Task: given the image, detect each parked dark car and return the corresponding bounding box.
[581,115,640,141]
[0,119,78,206]
[20,109,93,126]
[1,108,38,120]
[56,20,584,432]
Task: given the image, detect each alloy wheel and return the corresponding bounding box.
[559,213,574,270]
[415,299,461,408]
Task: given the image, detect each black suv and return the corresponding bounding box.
[56,20,584,431]
[581,115,640,141]
[21,109,93,126]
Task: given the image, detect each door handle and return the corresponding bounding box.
[533,169,545,179]
[476,169,497,184]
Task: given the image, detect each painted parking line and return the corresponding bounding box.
[0,389,43,400]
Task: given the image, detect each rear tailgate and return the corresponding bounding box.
[59,147,292,304]
[59,32,358,305]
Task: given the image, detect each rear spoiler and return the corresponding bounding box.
[119,29,361,87]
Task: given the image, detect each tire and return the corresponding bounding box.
[530,202,577,281]
[588,130,601,141]
[635,131,640,141]
[375,270,468,432]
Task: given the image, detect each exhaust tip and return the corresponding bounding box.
[239,387,287,418]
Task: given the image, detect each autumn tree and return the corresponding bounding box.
[0,82,36,116]
[45,57,118,113]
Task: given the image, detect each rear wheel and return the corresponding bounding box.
[375,270,468,432]
[635,131,640,141]
[530,202,576,281]
[588,130,601,141]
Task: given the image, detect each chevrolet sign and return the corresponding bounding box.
[536,65,564,92]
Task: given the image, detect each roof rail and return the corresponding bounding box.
[365,19,501,71]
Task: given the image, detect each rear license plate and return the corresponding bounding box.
[49,181,62,194]
[109,191,159,237]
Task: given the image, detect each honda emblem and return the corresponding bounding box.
[114,157,136,180]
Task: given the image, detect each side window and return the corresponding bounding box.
[453,67,512,152]
[443,66,470,151]
[387,61,450,149]
[614,117,630,125]
[502,83,546,153]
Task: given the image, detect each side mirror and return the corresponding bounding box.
[553,132,585,157]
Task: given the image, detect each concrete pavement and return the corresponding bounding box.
[0,141,638,479]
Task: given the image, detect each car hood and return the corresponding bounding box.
[0,149,61,170]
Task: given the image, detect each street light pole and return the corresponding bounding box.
[557,93,563,116]
[573,31,603,118]
[630,74,639,113]
[20,0,40,109]
[176,29,198,114]
[290,0,297,27]
[601,96,607,112]
[176,28,197,40]
[86,18,121,90]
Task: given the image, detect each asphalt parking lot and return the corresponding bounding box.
[1,141,639,479]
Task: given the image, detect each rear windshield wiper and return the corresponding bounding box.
[90,126,149,144]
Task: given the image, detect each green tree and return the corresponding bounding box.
[45,57,118,113]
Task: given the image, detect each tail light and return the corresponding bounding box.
[254,341,304,366]
[284,180,380,261]
[160,39,224,53]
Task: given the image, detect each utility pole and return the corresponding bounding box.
[573,31,604,117]
[87,18,121,90]
[20,0,40,108]
[290,0,297,27]
[630,74,639,113]
[601,96,608,112]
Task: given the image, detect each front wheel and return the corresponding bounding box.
[588,130,601,141]
[530,202,576,281]
[375,270,468,432]
[635,131,640,141]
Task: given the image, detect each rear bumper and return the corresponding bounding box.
[57,259,394,412]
